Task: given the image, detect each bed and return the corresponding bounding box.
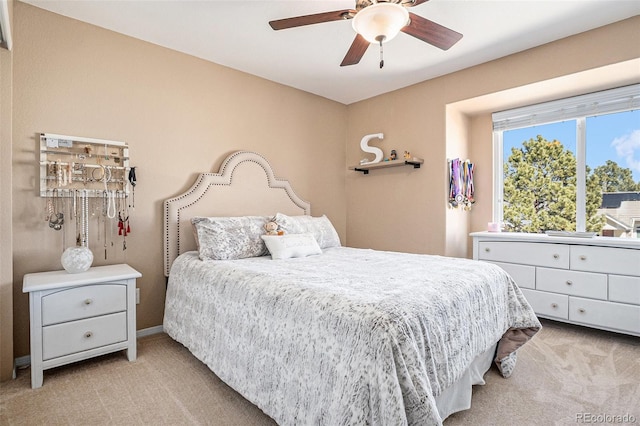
[162,151,541,425]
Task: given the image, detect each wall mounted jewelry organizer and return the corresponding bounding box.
[39,133,136,259]
[39,133,130,197]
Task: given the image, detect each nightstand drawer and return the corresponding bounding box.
[42,284,127,326]
[478,242,569,269]
[569,297,640,334]
[536,268,607,300]
[521,288,568,319]
[42,312,128,360]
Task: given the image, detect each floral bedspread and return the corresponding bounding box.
[163,247,540,425]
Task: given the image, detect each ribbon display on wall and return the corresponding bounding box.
[448,158,475,210]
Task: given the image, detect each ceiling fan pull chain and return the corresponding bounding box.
[379,39,384,69]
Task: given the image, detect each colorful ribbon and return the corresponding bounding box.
[449,158,475,210]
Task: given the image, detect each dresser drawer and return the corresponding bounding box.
[609,275,640,306]
[521,288,568,319]
[486,261,535,289]
[42,284,127,326]
[536,268,607,300]
[570,246,640,276]
[569,297,640,335]
[478,242,569,269]
[42,312,128,360]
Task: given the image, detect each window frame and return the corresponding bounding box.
[492,84,640,233]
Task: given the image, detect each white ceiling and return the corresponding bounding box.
[22,0,640,105]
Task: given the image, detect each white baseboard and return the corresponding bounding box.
[137,325,164,338]
[15,354,29,368]
[13,325,165,369]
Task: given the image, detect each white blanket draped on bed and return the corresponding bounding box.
[163,247,541,426]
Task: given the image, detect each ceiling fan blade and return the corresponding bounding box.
[269,10,355,30]
[402,12,462,50]
[340,34,370,67]
[403,0,430,7]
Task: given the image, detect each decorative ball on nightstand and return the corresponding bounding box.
[61,246,94,273]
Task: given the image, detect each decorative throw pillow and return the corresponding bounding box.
[261,233,322,260]
[192,216,269,260]
[273,213,341,249]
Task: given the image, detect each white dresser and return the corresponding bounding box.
[23,264,141,389]
[471,232,639,337]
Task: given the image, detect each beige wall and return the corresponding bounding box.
[11,2,347,358]
[444,106,470,258]
[5,4,640,366]
[345,16,640,258]
[0,0,13,381]
[467,113,494,257]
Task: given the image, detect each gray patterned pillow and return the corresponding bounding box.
[192,216,269,260]
[273,213,341,249]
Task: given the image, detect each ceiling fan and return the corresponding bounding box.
[269,0,463,68]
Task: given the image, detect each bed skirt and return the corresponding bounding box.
[434,342,497,420]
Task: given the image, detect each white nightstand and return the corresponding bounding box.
[23,264,141,389]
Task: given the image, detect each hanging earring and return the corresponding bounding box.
[118,212,123,236]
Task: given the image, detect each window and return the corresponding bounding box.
[493,84,640,236]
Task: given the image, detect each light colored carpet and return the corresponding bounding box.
[446,320,640,425]
[1,319,638,425]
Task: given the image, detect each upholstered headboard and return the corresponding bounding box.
[163,151,310,276]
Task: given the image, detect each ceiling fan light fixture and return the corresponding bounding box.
[352,2,409,44]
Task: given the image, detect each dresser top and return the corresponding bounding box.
[470,231,640,250]
[23,264,142,293]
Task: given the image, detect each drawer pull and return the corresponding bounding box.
[579,255,587,261]
[484,248,490,252]
[553,254,559,259]
[84,331,93,339]
[84,299,93,305]
[551,303,558,309]
[566,280,573,286]
[578,308,586,314]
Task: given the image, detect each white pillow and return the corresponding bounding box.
[273,213,341,249]
[261,233,322,260]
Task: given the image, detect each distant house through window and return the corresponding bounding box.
[598,192,640,238]
[492,84,640,237]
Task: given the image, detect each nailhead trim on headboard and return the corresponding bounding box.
[163,151,311,277]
